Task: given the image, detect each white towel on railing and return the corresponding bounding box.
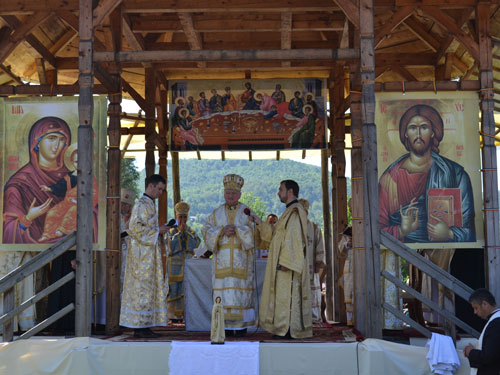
[425,332,460,374]
[169,341,259,375]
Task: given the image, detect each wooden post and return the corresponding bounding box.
[145,67,156,176]
[2,287,14,341]
[321,148,334,321]
[156,80,169,275]
[331,65,348,322]
[360,0,382,339]
[172,152,181,204]
[477,2,500,300]
[350,69,367,334]
[156,81,168,225]
[105,6,123,335]
[76,0,94,337]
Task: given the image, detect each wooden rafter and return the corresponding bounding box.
[123,14,146,51]
[374,6,415,48]
[390,64,417,81]
[332,0,359,29]
[177,12,205,68]
[422,6,479,62]
[434,9,473,64]
[402,15,440,52]
[35,58,47,84]
[93,0,123,28]
[178,13,202,50]
[0,12,53,65]
[0,63,23,84]
[281,12,292,67]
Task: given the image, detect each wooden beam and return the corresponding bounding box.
[76,0,94,338]
[0,63,22,84]
[35,58,47,84]
[281,12,292,68]
[360,0,382,339]
[122,14,146,51]
[144,67,156,176]
[122,80,147,112]
[444,52,454,80]
[177,12,205,68]
[374,6,415,49]
[0,12,52,64]
[0,84,107,95]
[422,6,479,62]
[93,0,123,28]
[435,8,474,64]
[333,0,360,29]
[172,152,181,204]
[375,53,436,66]
[477,1,500,304]
[94,48,359,62]
[402,15,441,52]
[105,5,122,336]
[390,64,417,81]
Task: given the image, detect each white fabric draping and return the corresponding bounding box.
[169,341,259,375]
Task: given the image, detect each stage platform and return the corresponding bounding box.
[0,325,476,375]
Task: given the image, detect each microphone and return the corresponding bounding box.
[243,208,251,216]
[166,218,177,227]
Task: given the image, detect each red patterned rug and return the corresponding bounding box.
[102,322,364,343]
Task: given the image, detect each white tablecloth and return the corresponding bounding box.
[184,258,268,331]
[169,341,259,375]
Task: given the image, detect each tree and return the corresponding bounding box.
[121,157,140,195]
[240,192,267,219]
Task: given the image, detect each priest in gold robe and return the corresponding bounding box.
[253,180,312,339]
[202,174,256,337]
[299,198,326,323]
[120,174,170,338]
[167,201,200,322]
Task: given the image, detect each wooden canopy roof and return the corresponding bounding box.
[0,0,500,113]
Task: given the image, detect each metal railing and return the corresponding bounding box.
[380,230,480,339]
[0,232,77,342]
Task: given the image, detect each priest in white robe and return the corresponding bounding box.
[120,174,170,338]
[202,174,256,337]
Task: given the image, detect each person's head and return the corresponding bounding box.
[399,104,443,155]
[63,143,78,171]
[469,288,498,320]
[266,214,278,225]
[144,174,166,200]
[121,188,137,215]
[298,198,310,215]
[294,91,301,98]
[255,92,263,101]
[188,96,194,103]
[175,97,185,107]
[245,82,252,90]
[223,174,244,207]
[199,91,206,98]
[278,180,299,204]
[174,201,190,228]
[30,117,71,170]
[225,87,231,93]
[211,89,217,95]
[306,93,314,102]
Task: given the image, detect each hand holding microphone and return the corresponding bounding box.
[244,208,262,225]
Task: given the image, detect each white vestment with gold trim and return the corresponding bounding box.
[202,203,256,329]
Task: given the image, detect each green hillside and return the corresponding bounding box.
[136,158,351,241]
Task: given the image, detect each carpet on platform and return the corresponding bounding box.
[102,322,364,343]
